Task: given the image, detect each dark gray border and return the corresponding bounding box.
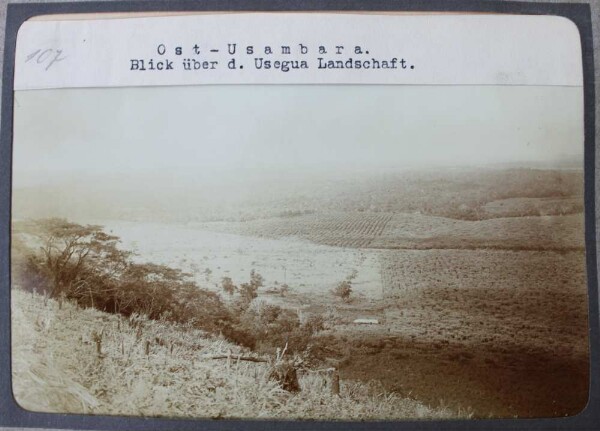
[0,1,597,430]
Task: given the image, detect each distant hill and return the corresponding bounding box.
[12,167,584,224]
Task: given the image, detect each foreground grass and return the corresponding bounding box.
[11,288,461,420]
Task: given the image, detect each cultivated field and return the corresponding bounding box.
[200,212,584,251]
[199,212,394,248]
[373,249,589,416]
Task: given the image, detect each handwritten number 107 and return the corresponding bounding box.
[26,49,66,71]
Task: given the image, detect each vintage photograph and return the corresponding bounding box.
[11,84,589,419]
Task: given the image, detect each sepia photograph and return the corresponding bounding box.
[10,83,589,420]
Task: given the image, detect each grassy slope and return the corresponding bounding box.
[11,288,460,420]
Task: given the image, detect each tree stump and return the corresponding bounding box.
[269,362,300,393]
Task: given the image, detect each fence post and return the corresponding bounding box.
[92,331,102,357]
[331,369,340,396]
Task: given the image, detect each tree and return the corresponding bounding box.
[250,269,264,288]
[117,263,182,318]
[231,272,262,314]
[117,263,230,329]
[333,280,352,302]
[239,282,258,303]
[34,218,127,297]
[17,218,235,335]
[221,276,237,296]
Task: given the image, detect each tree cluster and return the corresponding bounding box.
[13,219,230,333]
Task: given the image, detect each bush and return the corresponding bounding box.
[12,253,52,295]
[250,269,264,288]
[239,282,258,303]
[259,303,282,324]
[333,280,352,302]
[223,303,318,355]
[221,277,237,296]
[303,314,325,335]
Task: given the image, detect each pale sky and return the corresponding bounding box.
[13,85,583,188]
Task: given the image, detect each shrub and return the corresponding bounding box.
[224,303,317,355]
[221,277,237,296]
[303,314,326,335]
[259,303,282,325]
[220,325,257,350]
[239,282,258,303]
[12,253,52,295]
[333,280,353,302]
[250,269,264,288]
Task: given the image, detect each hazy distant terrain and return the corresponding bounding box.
[12,167,584,223]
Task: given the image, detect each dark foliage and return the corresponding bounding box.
[224,304,327,356]
[333,280,353,302]
[12,219,234,335]
[221,276,237,296]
